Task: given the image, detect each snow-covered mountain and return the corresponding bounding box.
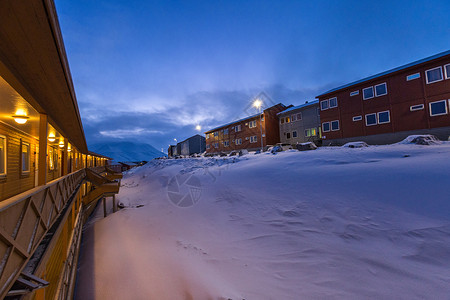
[89,141,166,162]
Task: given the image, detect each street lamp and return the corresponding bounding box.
[253,99,264,152]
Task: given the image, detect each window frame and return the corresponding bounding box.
[235,125,242,132]
[20,141,31,175]
[444,64,450,79]
[406,73,420,81]
[250,136,257,143]
[365,113,377,126]
[285,116,291,123]
[249,120,256,128]
[429,100,448,117]
[291,114,297,122]
[377,110,390,124]
[410,104,424,111]
[311,128,317,136]
[331,120,339,131]
[286,132,291,139]
[0,135,6,177]
[320,100,329,110]
[329,97,338,108]
[374,83,387,97]
[292,131,297,138]
[214,142,219,149]
[350,90,359,96]
[363,87,374,100]
[352,116,362,122]
[297,113,302,120]
[280,117,285,124]
[224,140,230,147]
[425,66,444,84]
[235,138,242,145]
[305,129,311,137]
[223,128,229,135]
[322,122,330,132]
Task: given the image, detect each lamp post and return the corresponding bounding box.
[253,99,264,152]
[195,124,202,154]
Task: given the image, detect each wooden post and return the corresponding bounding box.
[112,195,116,213]
[62,138,68,176]
[38,114,48,186]
[103,197,107,217]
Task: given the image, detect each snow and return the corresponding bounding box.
[75,143,450,299]
[89,141,166,162]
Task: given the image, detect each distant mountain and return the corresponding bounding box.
[89,141,166,162]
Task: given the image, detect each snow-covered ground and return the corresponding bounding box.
[75,143,450,300]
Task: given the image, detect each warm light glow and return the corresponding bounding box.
[59,141,64,148]
[48,133,56,142]
[195,125,201,131]
[13,109,29,124]
[253,99,262,109]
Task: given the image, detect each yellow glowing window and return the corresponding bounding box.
[311,128,317,136]
[0,135,6,176]
[21,141,30,173]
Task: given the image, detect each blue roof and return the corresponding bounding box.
[317,50,450,97]
[277,100,319,115]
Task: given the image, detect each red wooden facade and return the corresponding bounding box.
[205,104,287,153]
[318,50,450,144]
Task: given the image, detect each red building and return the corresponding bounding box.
[205,103,288,154]
[317,50,450,145]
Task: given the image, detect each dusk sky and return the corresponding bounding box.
[55,0,450,151]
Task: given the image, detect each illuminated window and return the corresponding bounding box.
[0,135,6,176]
[49,147,54,170]
[305,129,311,137]
[21,141,30,174]
[311,128,317,136]
[285,116,291,123]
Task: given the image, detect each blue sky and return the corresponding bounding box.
[55,0,450,151]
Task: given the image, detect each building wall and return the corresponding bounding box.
[319,53,450,144]
[279,103,321,144]
[205,104,286,154]
[0,122,38,201]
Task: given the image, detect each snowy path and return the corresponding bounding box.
[75,144,450,299]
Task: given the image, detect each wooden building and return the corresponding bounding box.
[278,100,321,145]
[318,50,450,145]
[204,103,287,154]
[0,1,122,299]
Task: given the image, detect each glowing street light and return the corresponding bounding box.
[195,124,202,154]
[253,99,264,152]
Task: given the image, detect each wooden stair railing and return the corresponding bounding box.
[0,169,85,299]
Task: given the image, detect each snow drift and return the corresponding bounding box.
[75,142,450,299]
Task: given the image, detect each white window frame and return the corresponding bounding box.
[331,120,339,131]
[329,97,338,108]
[0,135,6,177]
[249,120,256,128]
[425,66,443,84]
[350,90,359,96]
[235,125,242,132]
[224,141,230,147]
[214,143,219,148]
[365,113,377,126]
[321,100,329,110]
[213,131,218,137]
[322,122,330,132]
[377,110,390,124]
[21,141,30,174]
[250,136,257,143]
[292,130,297,138]
[235,138,242,145]
[297,112,302,120]
[429,100,448,117]
[291,114,297,122]
[406,73,420,81]
[410,104,424,111]
[223,128,229,135]
[374,83,387,97]
[352,116,362,121]
[444,64,450,79]
[363,87,374,100]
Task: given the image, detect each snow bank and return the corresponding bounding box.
[76,143,450,299]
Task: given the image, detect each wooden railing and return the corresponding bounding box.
[0,169,85,299]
